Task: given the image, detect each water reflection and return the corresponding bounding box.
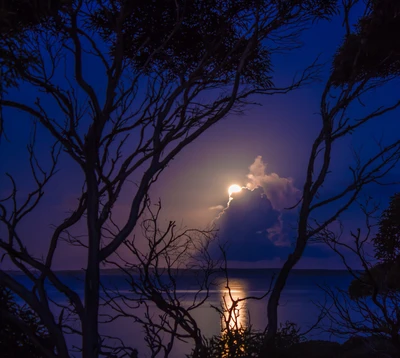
[219,278,248,331]
[13,270,344,356]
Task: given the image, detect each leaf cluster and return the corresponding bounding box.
[0,0,69,89]
[191,321,303,357]
[332,0,400,86]
[373,193,400,264]
[89,0,337,86]
[0,285,51,358]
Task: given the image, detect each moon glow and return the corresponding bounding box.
[228,184,242,196]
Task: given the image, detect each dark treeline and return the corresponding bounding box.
[1,1,400,357]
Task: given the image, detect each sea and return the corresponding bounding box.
[11,269,355,357]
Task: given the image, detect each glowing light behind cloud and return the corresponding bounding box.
[228,184,242,196]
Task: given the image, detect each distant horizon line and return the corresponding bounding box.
[5,267,358,273]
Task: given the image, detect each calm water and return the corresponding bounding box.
[13,269,354,357]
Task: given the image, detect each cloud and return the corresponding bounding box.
[209,156,332,263]
[247,156,300,210]
[209,205,225,211]
[214,187,281,261]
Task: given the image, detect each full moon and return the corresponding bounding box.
[228,184,242,196]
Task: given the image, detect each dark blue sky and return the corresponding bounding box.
[1,8,399,269]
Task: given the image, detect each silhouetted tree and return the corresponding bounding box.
[0,0,69,88]
[89,0,269,85]
[263,0,400,353]
[0,285,53,358]
[373,193,400,264]
[0,0,67,32]
[332,0,400,86]
[347,194,400,300]
[0,0,70,138]
[0,1,333,357]
[319,199,400,352]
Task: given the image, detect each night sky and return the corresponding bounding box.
[1,8,399,270]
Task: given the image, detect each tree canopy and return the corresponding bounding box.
[373,193,400,264]
[349,193,400,299]
[0,285,52,358]
[0,0,68,34]
[0,1,342,356]
[0,0,71,90]
[331,0,400,86]
[90,0,337,86]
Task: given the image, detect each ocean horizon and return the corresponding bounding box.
[10,268,356,357]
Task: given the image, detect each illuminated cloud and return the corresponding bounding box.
[215,187,281,261]
[209,205,225,211]
[247,156,300,210]
[209,156,331,263]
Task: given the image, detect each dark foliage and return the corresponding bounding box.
[0,0,69,89]
[348,194,400,299]
[348,262,400,299]
[0,0,68,34]
[89,0,272,86]
[89,0,337,86]
[0,0,337,90]
[373,193,400,264]
[192,321,303,357]
[332,0,400,86]
[0,285,52,358]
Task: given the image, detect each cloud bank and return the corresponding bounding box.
[247,155,300,210]
[210,156,331,263]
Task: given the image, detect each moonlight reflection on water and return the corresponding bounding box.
[219,278,249,330]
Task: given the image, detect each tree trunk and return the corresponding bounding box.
[82,143,101,358]
[83,261,100,358]
[261,239,307,356]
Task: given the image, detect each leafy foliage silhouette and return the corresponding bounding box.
[0,285,52,358]
[332,0,400,86]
